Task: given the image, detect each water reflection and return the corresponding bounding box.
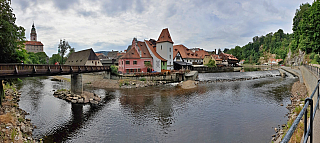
[17,76,297,143]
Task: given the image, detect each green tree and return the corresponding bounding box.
[49,54,62,64]
[67,47,75,58]
[58,39,71,65]
[110,65,118,75]
[35,52,48,64]
[205,59,216,67]
[0,0,27,63]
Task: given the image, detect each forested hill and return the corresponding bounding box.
[226,1,320,64]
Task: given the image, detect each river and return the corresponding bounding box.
[16,73,297,143]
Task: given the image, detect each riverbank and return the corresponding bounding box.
[0,83,38,143]
[273,66,308,142]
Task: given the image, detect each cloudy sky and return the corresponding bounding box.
[12,0,313,56]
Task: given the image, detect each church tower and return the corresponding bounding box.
[30,23,37,41]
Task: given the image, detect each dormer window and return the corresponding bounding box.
[175,49,177,51]
[161,45,162,50]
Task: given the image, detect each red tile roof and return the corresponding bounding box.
[121,47,140,59]
[145,40,167,61]
[157,28,174,44]
[95,53,103,56]
[137,41,152,58]
[212,54,222,61]
[24,41,43,46]
[173,45,203,59]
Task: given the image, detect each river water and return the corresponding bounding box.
[16,73,297,143]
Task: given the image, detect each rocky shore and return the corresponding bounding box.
[53,90,101,105]
[0,85,38,143]
[272,81,308,142]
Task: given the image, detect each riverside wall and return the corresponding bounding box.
[300,66,319,107]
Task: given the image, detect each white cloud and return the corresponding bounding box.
[11,0,314,56]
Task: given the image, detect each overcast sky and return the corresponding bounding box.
[12,0,313,56]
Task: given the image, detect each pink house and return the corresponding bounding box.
[118,38,153,74]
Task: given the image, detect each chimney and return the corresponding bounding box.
[214,49,216,55]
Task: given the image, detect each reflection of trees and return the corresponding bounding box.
[43,94,115,142]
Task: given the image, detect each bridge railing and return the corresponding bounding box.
[0,64,110,78]
[281,65,320,143]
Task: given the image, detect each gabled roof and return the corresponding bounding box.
[65,48,99,65]
[121,47,140,59]
[157,28,174,44]
[106,51,118,59]
[173,45,202,59]
[145,40,167,61]
[137,41,152,58]
[195,49,209,58]
[24,41,43,46]
[212,54,222,61]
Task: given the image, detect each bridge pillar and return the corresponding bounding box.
[0,80,4,106]
[71,74,83,95]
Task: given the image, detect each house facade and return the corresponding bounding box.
[65,48,102,66]
[118,38,153,74]
[145,39,167,72]
[173,45,208,65]
[219,53,238,66]
[203,54,222,65]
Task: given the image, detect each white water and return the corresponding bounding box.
[198,70,281,81]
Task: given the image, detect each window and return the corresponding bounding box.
[169,55,171,59]
[138,69,141,72]
[126,61,130,64]
[170,62,171,65]
[126,69,129,73]
[122,61,123,65]
[133,61,137,65]
[161,45,162,50]
[169,48,171,52]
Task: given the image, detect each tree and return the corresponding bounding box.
[144,61,152,71]
[58,39,71,65]
[205,59,216,67]
[35,52,48,64]
[0,0,27,63]
[67,47,75,58]
[110,65,118,75]
[49,54,62,64]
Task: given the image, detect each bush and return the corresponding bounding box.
[310,53,315,59]
[110,65,118,75]
[140,78,146,81]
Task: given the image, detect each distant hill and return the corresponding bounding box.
[95,51,110,56]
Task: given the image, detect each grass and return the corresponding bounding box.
[139,78,146,81]
[57,89,68,92]
[4,83,16,92]
[10,128,17,140]
[18,117,25,123]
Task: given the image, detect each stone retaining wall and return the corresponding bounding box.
[300,66,319,107]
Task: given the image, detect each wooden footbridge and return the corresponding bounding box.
[0,64,111,106]
[0,64,110,79]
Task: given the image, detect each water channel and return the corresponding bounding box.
[16,72,297,142]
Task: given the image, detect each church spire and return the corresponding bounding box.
[30,22,37,41]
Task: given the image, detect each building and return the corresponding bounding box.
[24,23,44,53]
[219,53,238,66]
[156,28,174,70]
[118,38,153,74]
[65,48,102,66]
[173,45,208,65]
[268,58,283,65]
[145,39,167,72]
[203,54,222,65]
